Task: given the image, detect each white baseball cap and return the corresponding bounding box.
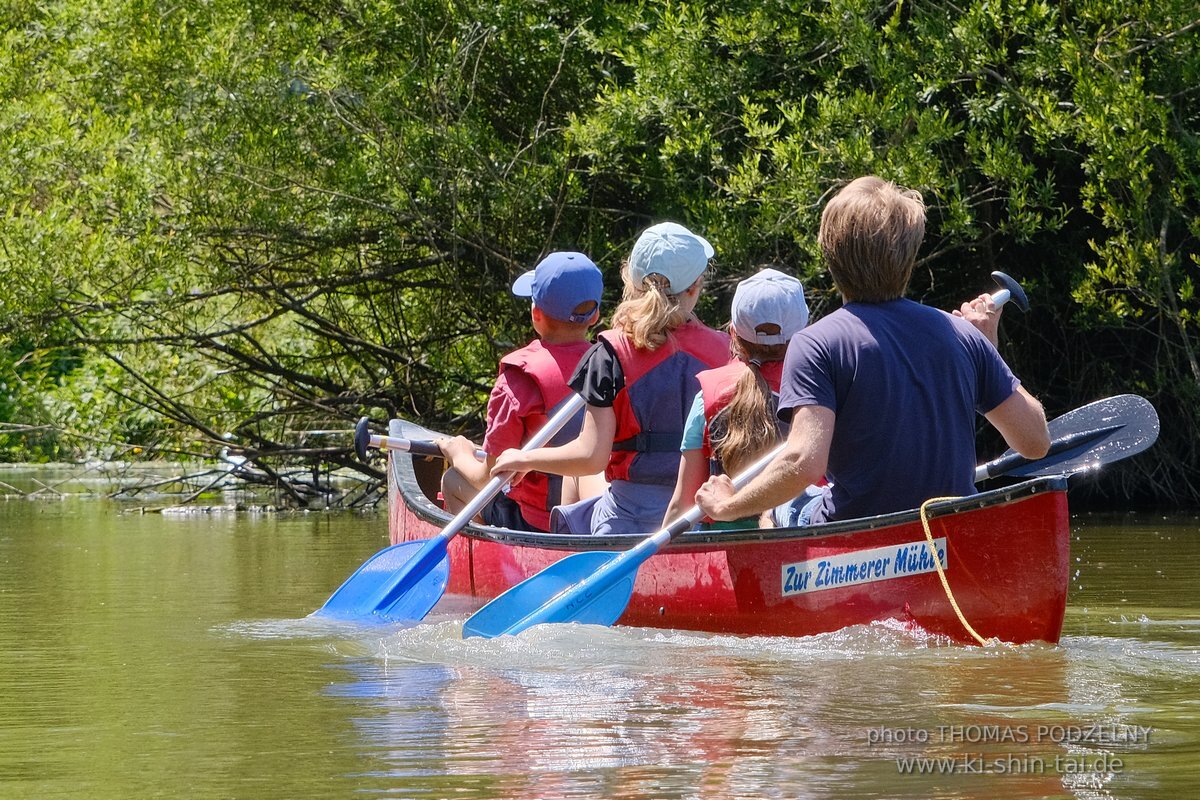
[731,268,809,345]
[628,222,714,294]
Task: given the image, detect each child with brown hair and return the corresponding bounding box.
[438,251,602,532]
[491,222,731,535]
[662,268,809,528]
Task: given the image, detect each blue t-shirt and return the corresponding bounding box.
[777,299,1019,523]
[680,391,706,451]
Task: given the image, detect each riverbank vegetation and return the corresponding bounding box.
[0,0,1196,506]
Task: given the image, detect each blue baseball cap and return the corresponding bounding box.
[628,222,714,294]
[511,251,603,324]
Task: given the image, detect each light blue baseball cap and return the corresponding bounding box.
[731,268,809,345]
[628,222,714,294]
[511,251,603,323]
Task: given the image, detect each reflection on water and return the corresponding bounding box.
[1,501,1199,798]
[317,622,1166,799]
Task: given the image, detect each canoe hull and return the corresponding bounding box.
[387,421,1070,644]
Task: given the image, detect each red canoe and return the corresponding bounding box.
[386,422,1071,645]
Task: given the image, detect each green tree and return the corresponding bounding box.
[0,0,1195,506]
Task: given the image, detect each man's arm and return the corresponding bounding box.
[957,291,1050,458]
[695,405,834,521]
[984,386,1050,458]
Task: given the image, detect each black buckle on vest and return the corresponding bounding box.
[612,432,682,452]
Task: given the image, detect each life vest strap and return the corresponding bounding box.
[612,432,682,452]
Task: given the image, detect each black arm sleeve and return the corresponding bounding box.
[568,338,625,407]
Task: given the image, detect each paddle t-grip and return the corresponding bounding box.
[989,270,1029,312]
[354,416,372,460]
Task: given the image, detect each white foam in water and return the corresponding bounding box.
[222,609,1200,691]
[220,617,344,639]
[356,615,1004,674]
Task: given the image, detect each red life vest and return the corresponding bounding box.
[696,359,785,463]
[601,319,730,484]
[495,338,590,530]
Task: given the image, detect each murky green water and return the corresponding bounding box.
[1,494,1197,799]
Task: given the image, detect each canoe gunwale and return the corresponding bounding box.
[388,421,1070,551]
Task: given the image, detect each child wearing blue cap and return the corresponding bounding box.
[491,222,731,535]
[662,268,809,528]
[438,251,603,532]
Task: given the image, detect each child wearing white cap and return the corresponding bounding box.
[662,268,809,528]
[438,251,602,532]
[491,222,731,535]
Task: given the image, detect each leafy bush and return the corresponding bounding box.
[0,0,1195,505]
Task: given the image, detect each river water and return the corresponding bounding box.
[0,480,1197,798]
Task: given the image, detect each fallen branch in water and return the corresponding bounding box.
[108,458,385,511]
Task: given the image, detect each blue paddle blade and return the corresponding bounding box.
[312,538,450,623]
[462,551,636,639]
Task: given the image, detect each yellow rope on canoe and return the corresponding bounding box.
[918,496,1003,648]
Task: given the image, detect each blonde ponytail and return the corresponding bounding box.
[610,264,691,350]
[710,339,788,475]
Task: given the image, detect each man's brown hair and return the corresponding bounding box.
[818,176,926,303]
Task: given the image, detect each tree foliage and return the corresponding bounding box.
[0,0,1196,506]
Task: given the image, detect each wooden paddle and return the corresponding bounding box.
[313,393,587,623]
[462,392,1158,639]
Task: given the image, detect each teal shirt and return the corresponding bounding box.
[681,389,761,531]
[681,390,706,451]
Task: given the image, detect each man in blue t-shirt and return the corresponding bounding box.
[696,176,1051,525]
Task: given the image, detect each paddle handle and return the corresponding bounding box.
[436,393,587,542]
[634,441,790,557]
[367,434,484,460]
[356,416,483,461]
[989,271,1029,312]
